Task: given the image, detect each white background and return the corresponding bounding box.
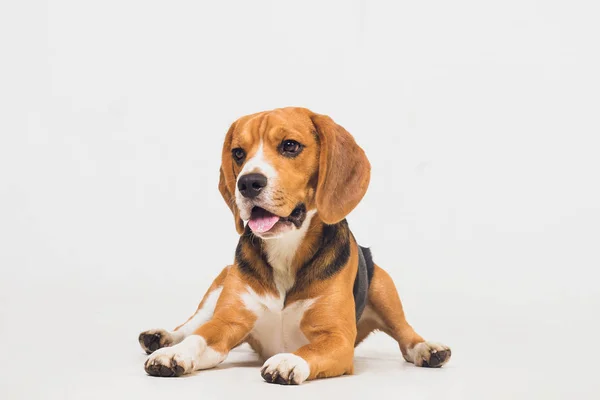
[1,0,599,399]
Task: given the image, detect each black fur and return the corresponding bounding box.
[318,224,351,280]
[360,246,375,283]
[235,229,273,282]
[353,245,375,321]
[235,240,255,276]
[292,220,351,291]
[235,219,371,320]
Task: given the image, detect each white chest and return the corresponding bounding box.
[243,291,315,359]
[243,210,318,358]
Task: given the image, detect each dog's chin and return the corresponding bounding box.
[244,204,307,239]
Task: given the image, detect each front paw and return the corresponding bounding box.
[144,350,187,377]
[261,353,310,385]
[139,329,174,354]
[406,341,451,368]
[144,335,216,377]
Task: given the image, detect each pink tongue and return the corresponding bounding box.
[248,213,280,233]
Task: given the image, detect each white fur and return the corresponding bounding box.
[261,353,310,384]
[194,340,227,370]
[241,288,317,359]
[172,287,223,342]
[235,141,278,221]
[238,141,277,180]
[254,298,316,359]
[406,341,451,366]
[146,335,227,374]
[264,209,316,294]
[241,286,282,314]
[237,209,318,358]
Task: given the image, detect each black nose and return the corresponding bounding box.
[237,173,268,198]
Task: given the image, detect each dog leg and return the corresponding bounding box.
[363,264,451,368]
[144,269,258,377]
[138,266,230,354]
[355,309,383,346]
[261,292,357,384]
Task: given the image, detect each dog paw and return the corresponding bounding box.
[261,353,310,385]
[144,350,187,377]
[406,341,451,368]
[139,329,174,354]
[143,335,224,377]
[144,339,202,377]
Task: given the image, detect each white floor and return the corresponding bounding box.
[1,277,597,400]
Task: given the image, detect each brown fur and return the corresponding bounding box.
[141,107,450,382]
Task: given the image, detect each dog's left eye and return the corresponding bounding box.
[232,148,246,163]
[280,140,303,157]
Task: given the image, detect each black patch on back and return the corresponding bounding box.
[353,246,374,321]
[360,246,375,283]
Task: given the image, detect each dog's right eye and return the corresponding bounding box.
[279,140,303,158]
[232,148,246,163]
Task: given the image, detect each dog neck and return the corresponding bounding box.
[235,213,351,299]
[262,210,317,296]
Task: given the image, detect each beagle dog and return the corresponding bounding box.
[139,107,451,384]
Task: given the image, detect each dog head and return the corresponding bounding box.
[219,107,370,239]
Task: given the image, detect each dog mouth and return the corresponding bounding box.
[248,204,307,234]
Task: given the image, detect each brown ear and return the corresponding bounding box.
[311,113,371,224]
[218,122,245,234]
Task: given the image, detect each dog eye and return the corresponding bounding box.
[232,148,246,163]
[280,140,303,157]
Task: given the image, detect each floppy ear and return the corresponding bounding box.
[311,113,371,224]
[219,122,245,234]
